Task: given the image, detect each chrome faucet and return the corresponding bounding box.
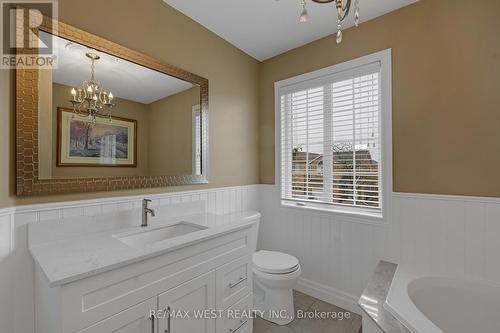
[141,199,156,227]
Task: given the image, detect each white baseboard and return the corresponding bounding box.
[295,277,361,315]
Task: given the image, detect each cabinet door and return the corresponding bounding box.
[158,271,216,333]
[79,297,157,333]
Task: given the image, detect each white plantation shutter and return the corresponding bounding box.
[280,62,382,212]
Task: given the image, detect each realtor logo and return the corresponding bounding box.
[1,0,57,68]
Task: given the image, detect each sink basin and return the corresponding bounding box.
[116,222,207,247]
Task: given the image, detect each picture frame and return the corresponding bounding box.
[57,107,138,167]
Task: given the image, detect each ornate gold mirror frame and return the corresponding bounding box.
[16,16,209,196]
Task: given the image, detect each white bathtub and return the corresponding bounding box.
[385,270,500,333]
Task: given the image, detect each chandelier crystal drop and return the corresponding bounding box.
[299,0,308,23]
[336,23,343,43]
[296,0,360,44]
[354,0,360,27]
[68,52,116,123]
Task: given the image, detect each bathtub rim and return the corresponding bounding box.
[385,267,500,333]
[384,267,443,333]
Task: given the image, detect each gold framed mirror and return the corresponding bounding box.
[16,15,209,196]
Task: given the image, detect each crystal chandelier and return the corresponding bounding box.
[69,52,116,123]
[299,0,360,44]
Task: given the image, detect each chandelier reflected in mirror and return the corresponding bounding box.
[299,0,360,44]
[68,52,116,123]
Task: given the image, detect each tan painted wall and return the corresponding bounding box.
[0,0,260,207]
[3,0,499,207]
[148,87,200,176]
[0,70,14,209]
[259,0,500,197]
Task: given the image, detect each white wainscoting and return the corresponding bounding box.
[393,192,500,283]
[2,184,500,332]
[0,185,260,333]
[0,208,18,333]
[258,185,500,314]
[258,185,397,314]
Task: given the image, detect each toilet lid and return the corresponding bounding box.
[253,250,299,274]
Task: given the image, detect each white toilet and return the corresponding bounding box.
[252,250,302,325]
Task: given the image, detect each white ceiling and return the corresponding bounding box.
[164,0,417,61]
[50,33,194,104]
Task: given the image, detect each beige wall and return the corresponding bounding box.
[259,0,500,197]
[3,0,500,207]
[0,0,260,207]
[148,87,200,176]
[46,83,151,179]
[0,70,14,209]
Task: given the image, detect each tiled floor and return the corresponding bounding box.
[253,291,362,333]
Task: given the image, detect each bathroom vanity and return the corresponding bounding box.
[29,204,260,333]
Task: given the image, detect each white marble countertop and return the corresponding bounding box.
[28,207,260,287]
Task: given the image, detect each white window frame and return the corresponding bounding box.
[192,105,202,175]
[275,49,393,221]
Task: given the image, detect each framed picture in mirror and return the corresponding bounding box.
[57,108,137,167]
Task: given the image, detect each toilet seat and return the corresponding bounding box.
[253,250,299,274]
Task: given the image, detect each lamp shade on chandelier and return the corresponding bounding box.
[69,52,116,123]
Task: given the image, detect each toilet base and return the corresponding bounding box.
[254,287,295,325]
[252,265,302,326]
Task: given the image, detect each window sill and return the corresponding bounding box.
[280,200,386,224]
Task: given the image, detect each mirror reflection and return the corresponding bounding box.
[38,32,203,179]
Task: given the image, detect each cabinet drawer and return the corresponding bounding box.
[216,255,252,310]
[217,293,253,333]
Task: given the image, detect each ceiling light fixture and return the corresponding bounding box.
[68,52,116,123]
[299,0,360,44]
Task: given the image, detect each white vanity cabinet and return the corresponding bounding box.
[34,221,259,333]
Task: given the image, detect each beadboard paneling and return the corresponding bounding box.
[394,193,500,282]
[258,185,394,313]
[259,185,500,313]
[2,184,500,332]
[0,210,33,333]
[0,212,15,333]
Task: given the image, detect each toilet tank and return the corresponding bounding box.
[242,211,260,254]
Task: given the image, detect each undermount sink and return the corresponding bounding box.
[116,222,207,247]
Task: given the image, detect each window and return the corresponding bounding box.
[277,50,392,216]
[192,105,202,175]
